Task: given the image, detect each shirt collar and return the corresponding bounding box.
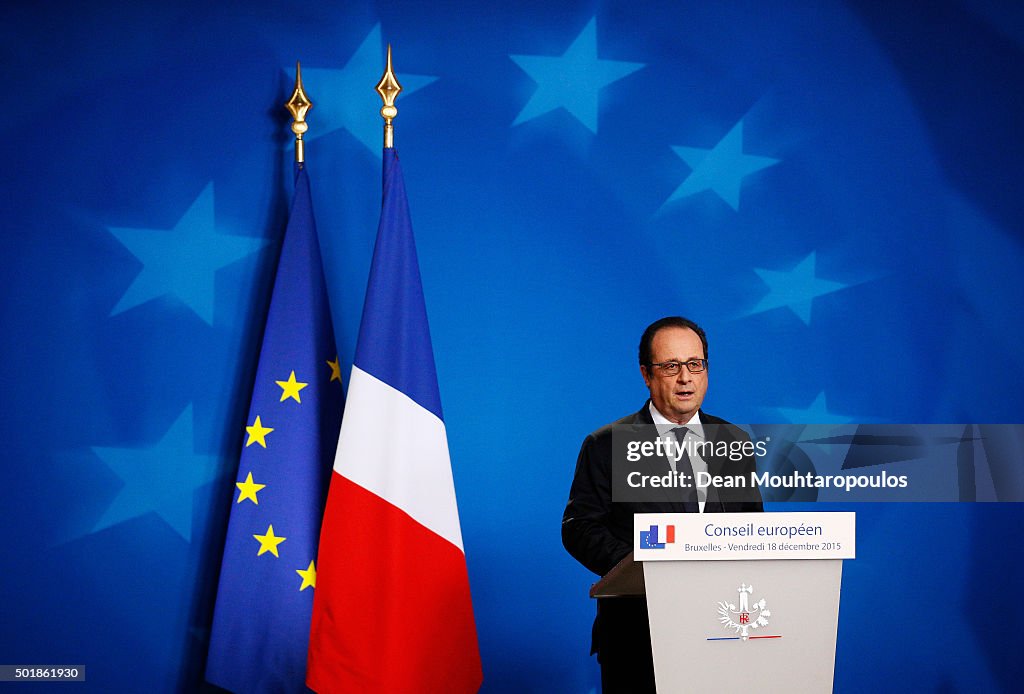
[648,402,704,440]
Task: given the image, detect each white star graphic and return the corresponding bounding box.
[510,17,644,133]
[108,184,267,325]
[91,405,222,541]
[663,119,779,211]
[749,252,847,324]
[775,392,856,424]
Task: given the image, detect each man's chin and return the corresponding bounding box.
[671,403,704,419]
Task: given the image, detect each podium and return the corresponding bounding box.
[591,512,855,693]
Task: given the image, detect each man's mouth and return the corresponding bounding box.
[676,390,694,398]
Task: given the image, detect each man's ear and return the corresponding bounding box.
[640,364,651,388]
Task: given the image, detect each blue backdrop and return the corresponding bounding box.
[2,1,1022,691]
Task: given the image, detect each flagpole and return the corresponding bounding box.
[285,61,312,164]
[375,45,402,149]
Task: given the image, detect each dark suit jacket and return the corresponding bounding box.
[562,402,764,577]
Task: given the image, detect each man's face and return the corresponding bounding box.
[641,326,708,424]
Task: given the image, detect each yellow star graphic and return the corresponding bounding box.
[253,524,286,557]
[245,415,273,448]
[235,471,266,504]
[275,370,309,403]
[326,356,341,383]
[296,560,316,591]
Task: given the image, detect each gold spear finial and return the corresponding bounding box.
[285,61,312,164]
[375,44,402,149]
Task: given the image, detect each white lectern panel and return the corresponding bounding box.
[644,558,842,693]
[636,513,853,693]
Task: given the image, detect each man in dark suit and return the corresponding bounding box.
[562,316,763,693]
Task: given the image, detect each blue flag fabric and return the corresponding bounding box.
[352,148,443,420]
[206,165,343,693]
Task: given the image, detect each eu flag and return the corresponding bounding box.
[206,164,342,693]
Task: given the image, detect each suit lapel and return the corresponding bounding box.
[623,411,677,507]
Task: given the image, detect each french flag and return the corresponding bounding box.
[306,149,482,693]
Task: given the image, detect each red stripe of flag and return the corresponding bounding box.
[307,474,482,693]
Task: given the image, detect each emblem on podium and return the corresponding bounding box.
[717,584,771,640]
